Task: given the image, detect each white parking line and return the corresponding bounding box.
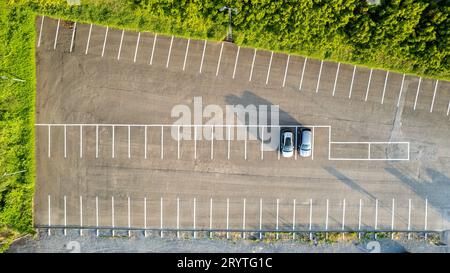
[265,51,273,85]
[144,125,147,159]
[133,32,141,63]
[79,195,83,236]
[183,38,190,71]
[199,40,207,73]
[111,196,115,236]
[294,126,298,160]
[309,199,313,240]
[325,199,329,232]
[166,35,174,68]
[244,128,247,160]
[117,29,124,60]
[37,16,44,47]
[358,199,362,236]
[259,198,263,239]
[144,197,147,237]
[227,126,231,160]
[226,198,229,239]
[397,74,406,107]
[177,126,180,159]
[194,126,197,159]
[260,129,264,160]
[193,198,197,239]
[299,57,307,91]
[374,199,379,231]
[210,126,214,160]
[53,19,60,50]
[332,62,340,96]
[127,196,131,237]
[48,194,51,236]
[365,68,373,101]
[79,125,83,158]
[150,33,157,65]
[237,199,244,239]
[282,54,290,88]
[249,49,256,82]
[232,46,240,79]
[430,80,438,113]
[341,199,346,231]
[85,23,92,55]
[160,197,163,238]
[160,126,164,159]
[112,125,115,158]
[70,22,76,53]
[424,198,428,239]
[292,199,296,240]
[209,198,213,238]
[128,125,131,158]
[96,196,99,237]
[216,42,224,76]
[64,195,67,236]
[348,65,356,99]
[101,26,108,57]
[48,125,51,158]
[176,197,180,238]
[312,127,315,160]
[391,198,395,239]
[414,77,422,110]
[276,198,279,240]
[408,199,411,239]
[381,71,389,104]
[447,101,450,116]
[64,125,67,158]
[95,125,99,158]
[315,60,324,93]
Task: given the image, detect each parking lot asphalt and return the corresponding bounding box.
[34,17,450,234]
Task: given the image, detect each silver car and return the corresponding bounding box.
[281,131,294,158]
[298,128,312,157]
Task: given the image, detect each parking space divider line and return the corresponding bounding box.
[332,62,340,96]
[259,198,263,240]
[325,199,329,233]
[177,125,180,159]
[144,125,147,159]
[292,199,296,240]
[315,60,323,93]
[260,129,264,160]
[85,24,92,55]
[70,22,76,53]
[183,38,190,71]
[348,65,356,99]
[414,77,422,110]
[391,198,395,239]
[161,126,164,159]
[227,126,231,160]
[375,199,379,237]
[226,198,229,239]
[265,51,273,85]
[381,71,389,104]
[96,196,99,237]
[194,126,197,159]
[295,126,298,160]
[80,195,83,236]
[276,199,279,240]
[311,127,315,160]
[424,198,428,239]
[193,198,197,238]
[210,126,214,160]
[358,199,362,239]
[199,40,207,73]
[209,198,213,239]
[128,196,131,237]
[112,125,115,158]
[282,55,290,87]
[342,199,346,233]
[430,80,438,113]
[64,195,67,236]
[176,197,180,238]
[232,46,240,79]
[166,35,174,68]
[48,125,51,158]
[216,42,224,76]
[53,19,60,50]
[249,49,256,82]
[150,33,157,65]
[309,199,313,240]
[408,199,412,239]
[365,68,373,101]
[133,32,140,63]
[48,194,51,236]
[64,125,67,158]
[144,197,147,237]
[37,16,44,47]
[160,197,163,238]
[299,57,307,91]
[79,125,83,158]
[112,196,115,236]
[242,198,246,239]
[244,127,247,160]
[118,29,125,60]
[447,101,450,116]
[95,125,99,158]
[397,74,406,107]
[101,26,108,57]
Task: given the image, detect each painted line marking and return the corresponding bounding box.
[311,127,315,160]
[294,126,298,160]
[64,125,67,158]
[259,198,263,240]
[227,126,231,160]
[177,125,180,159]
[242,198,246,239]
[48,194,51,236]
[150,33,157,65]
[96,196,99,236]
[144,125,147,159]
[358,199,362,236]
[260,128,264,160]
[111,196,115,236]
[210,126,214,160]
[342,199,346,231]
[79,196,83,236]
[292,199,296,240]
[375,199,379,231]
[424,198,428,239]
[37,16,44,47]
[53,19,60,50]
[348,65,356,99]
[216,42,224,76]
[397,74,406,107]
[365,68,373,101]
[160,197,164,238]
[133,32,141,63]
[70,22,76,53]
[144,197,147,237]
[244,127,247,160]
[430,80,438,113]
[112,125,115,158]
[309,199,313,240]
[79,125,83,158]
[226,198,229,239]
[85,23,92,55]
[315,60,323,93]
[127,196,131,237]
[95,125,99,158]
[193,197,197,238]
[166,35,174,68]
[249,49,256,82]
[276,198,279,240]
[160,126,164,159]
[414,77,422,110]
[232,46,240,79]
[199,40,207,73]
[117,29,124,60]
[265,51,273,85]
[48,125,51,158]
[209,198,213,238]
[282,54,290,87]
[408,199,412,239]
[381,71,389,104]
[128,125,131,158]
[194,126,197,159]
[391,198,395,239]
[176,197,180,238]
[447,101,450,116]
[64,195,67,236]
[101,26,108,57]
[299,57,307,91]
[332,62,341,96]
[183,38,190,71]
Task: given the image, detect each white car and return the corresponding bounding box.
[280,131,294,158]
[298,128,312,157]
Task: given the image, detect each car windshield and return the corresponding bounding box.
[285,137,292,147]
[301,144,311,150]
